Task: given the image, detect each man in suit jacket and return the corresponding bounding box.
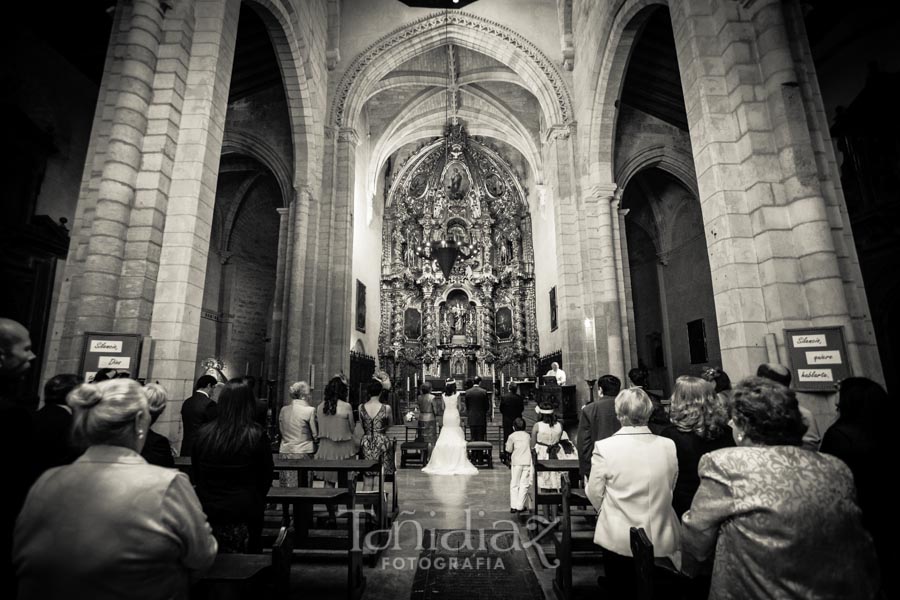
[34,373,83,474]
[578,374,621,482]
[499,382,525,444]
[0,318,38,598]
[180,375,218,456]
[463,376,489,441]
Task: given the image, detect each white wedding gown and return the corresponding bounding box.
[422,392,479,475]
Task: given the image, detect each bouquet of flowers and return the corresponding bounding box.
[405,408,418,422]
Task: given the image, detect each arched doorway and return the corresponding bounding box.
[623,169,721,395]
[614,6,720,395]
[196,3,292,391]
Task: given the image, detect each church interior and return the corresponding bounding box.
[1,0,897,598]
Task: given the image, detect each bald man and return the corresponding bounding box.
[0,318,37,596]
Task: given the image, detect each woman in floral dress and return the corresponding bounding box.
[360,379,395,490]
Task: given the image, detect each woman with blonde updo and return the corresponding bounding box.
[660,376,734,518]
[14,378,217,599]
[140,382,175,468]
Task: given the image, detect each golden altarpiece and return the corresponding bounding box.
[378,125,539,381]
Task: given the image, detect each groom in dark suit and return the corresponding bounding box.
[180,374,218,456]
[463,375,489,441]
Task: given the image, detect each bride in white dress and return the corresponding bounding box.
[422,380,478,475]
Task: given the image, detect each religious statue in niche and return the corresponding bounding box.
[404,226,420,267]
[465,313,476,343]
[409,172,427,198]
[494,229,510,264]
[450,303,467,334]
[495,306,513,340]
[404,307,422,340]
[392,227,405,263]
[448,223,468,246]
[485,173,505,197]
[440,311,451,344]
[433,192,446,219]
[444,165,469,201]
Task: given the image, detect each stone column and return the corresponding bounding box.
[618,205,638,367]
[610,190,632,376]
[268,206,290,389]
[148,0,241,444]
[594,183,625,381]
[73,0,165,345]
[544,124,596,399]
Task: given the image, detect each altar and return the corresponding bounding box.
[377,125,539,383]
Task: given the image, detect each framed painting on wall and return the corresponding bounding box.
[550,286,558,331]
[356,280,366,333]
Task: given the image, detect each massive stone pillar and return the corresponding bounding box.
[268,206,290,390]
[545,124,600,398]
[148,0,241,443]
[291,128,356,400]
[71,0,164,350]
[666,0,882,382]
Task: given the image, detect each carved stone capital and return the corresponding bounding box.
[337,127,360,146]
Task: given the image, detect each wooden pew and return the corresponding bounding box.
[552,477,598,600]
[266,485,365,600]
[196,525,293,598]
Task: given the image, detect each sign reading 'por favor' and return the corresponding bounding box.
[79,332,143,384]
[784,327,850,392]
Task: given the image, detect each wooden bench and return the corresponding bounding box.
[553,477,599,600]
[196,525,293,598]
[266,486,365,600]
[629,526,687,600]
[466,441,494,468]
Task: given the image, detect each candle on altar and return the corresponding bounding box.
[414,373,418,391]
[406,377,410,391]
[501,373,505,389]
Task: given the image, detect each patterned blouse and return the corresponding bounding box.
[682,445,879,599]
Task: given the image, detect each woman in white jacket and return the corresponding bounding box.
[586,387,680,598]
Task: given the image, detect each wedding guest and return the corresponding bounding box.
[33,373,82,473]
[193,380,273,553]
[278,381,317,487]
[361,379,395,490]
[140,383,175,468]
[532,401,572,491]
[180,375,217,456]
[499,382,525,451]
[820,376,891,596]
[14,379,217,599]
[506,417,532,513]
[683,377,879,599]
[416,382,438,444]
[628,367,668,433]
[578,374,621,482]
[315,375,357,520]
[660,376,733,518]
[586,387,680,599]
[756,363,821,450]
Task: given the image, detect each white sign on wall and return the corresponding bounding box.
[797,368,834,382]
[805,350,842,365]
[791,334,826,348]
[90,340,123,353]
[97,356,132,369]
